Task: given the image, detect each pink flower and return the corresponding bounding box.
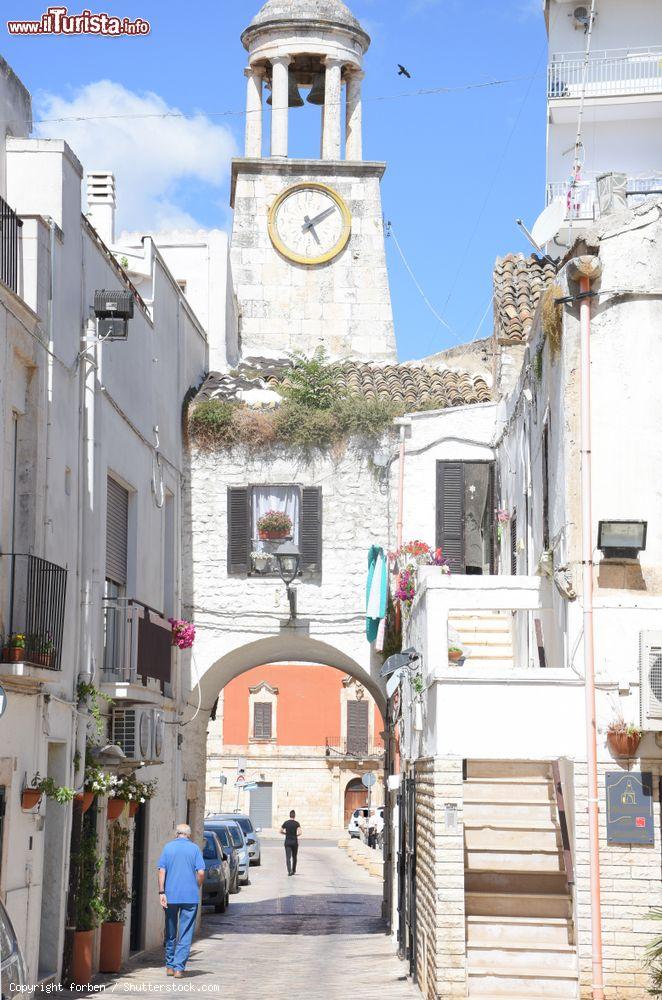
[168,618,195,649]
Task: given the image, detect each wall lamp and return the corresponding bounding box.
[275,540,300,621]
[597,520,647,560]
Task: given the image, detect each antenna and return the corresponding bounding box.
[515,210,560,267]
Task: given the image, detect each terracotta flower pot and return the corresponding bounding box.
[258,530,289,540]
[76,792,94,814]
[4,647,23,663]
[128,801,139,818]
[107,798,124,821]
[71,929,94,986]
[99,922,124,973]
[21,789,42,811]
[448,649,463,663]
[607,730,642,758]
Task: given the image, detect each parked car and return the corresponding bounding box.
[348,805,384,839]
[209,812,261,866]
[0,899,27,999]
[210,821,240,894]
[201,831,230,913]
[205,818,250,885]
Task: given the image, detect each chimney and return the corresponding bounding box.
[86,171,116,245]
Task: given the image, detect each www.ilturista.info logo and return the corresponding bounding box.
[7,6,150,35]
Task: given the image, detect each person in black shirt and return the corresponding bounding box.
[280,810,301,875]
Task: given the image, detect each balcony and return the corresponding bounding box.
[0,195,22,295]
[325,736,385,760]
[0,554,67,671]
[102,598,173,697]
[549,46,662,99]
[547,174,662,225]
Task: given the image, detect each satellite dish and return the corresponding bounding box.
[531,198,566,248]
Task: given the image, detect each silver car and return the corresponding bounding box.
[205,818,250,885]
[0,899,27,999]
[209,812,261,866]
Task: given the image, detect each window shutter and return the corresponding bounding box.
[300,487,322,571]
[253,702,272,739]
[106,476,129,585]
[510,511,518,575]
[227,487,250,575]
[346,700,369,755]
[436,462,465,574]
[542,424,550,551]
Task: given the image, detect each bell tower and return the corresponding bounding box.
[230,0,397,362]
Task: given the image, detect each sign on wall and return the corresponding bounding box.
[605,771,654,845]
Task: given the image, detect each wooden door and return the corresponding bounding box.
[344,780,367,825]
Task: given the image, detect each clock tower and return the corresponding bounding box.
[230,0,397,362]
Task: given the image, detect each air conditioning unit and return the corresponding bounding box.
[111,707,165,762]
[640,631,662,731]
[572,5,590,29]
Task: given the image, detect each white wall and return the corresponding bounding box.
[547,0,662,55]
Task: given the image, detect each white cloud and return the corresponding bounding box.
[35,80,238,233]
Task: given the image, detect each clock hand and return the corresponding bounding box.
[302,215,321,244]
[302,206,335,232]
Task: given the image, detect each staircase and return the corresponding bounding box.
[449,611,514,669]
[464,760,578,998]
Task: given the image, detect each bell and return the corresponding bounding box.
[306,71,326,105]
[266,70,304,108]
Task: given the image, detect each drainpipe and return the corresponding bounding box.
[567,254,604,1000]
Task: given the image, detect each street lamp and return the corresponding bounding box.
[275,540,300,622]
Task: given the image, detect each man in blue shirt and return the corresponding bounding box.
[157,823,205,977]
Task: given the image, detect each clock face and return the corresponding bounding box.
[268,182,351,266]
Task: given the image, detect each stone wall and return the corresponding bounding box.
[575,758,662,999]
[414,757,466,999]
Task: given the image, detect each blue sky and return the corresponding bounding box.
[3,0,549,360]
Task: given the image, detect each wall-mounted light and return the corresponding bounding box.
[275,540,300,621]
[597,520,647,560]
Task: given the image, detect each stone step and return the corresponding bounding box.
[465,824,559,852]
[468,942,578,972]
[464,777,553,803]
[451,621,513,634]
[463,799,556,824]
[467,963,578,997]
[466,871,569,896]
[465,849,563,873]
[465,892,572,920]
[466,915,574,947]
[465,760,553,781]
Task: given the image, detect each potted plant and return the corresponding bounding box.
[3,633,26,663]
[78,760,114,813]
[99,825,132,973]
[607,718,643,757]
[250,551,272,574]
[168,618,195,649]
[20,780,43,811]
[448,645,464,663]
[30,773,75,805]
[114,773,158,817]
[496,509,511,544]
[257,510,292,540]
[34,633,55,668]
[72,822,107,986]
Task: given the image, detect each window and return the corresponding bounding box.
[436,462,495,574]
[227,484,323,575]
[104,476,129,673]
[253,702,273,740]
[346,700,369,755]
[542,423,550,551]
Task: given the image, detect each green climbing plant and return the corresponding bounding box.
[77,681,113,739]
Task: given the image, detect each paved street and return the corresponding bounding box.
[93,839,418,1000]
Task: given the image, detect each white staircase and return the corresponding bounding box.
[449,611,514,669]
[464,760,578,998]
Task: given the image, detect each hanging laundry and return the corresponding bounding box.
[366,545,387,643]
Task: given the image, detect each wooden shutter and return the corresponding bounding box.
[300,486,322,571]
[106,476,129,585]
[436,462,465,574]
[542,424,550,551]
[510,511,518,575]
[253,702,272,739]
[346,700,369,755]
[227,487,250,574]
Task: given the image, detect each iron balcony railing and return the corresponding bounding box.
[325,736,385,759]
[547,174,662,222]
[1,554,67,670]
[0,195,22,294]
[548,46,662,100]
[103,598,172,694]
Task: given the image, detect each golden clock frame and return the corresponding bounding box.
[267,181,352,266]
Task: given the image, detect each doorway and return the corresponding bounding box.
[130,803,147,952]
[344,778,367,825]
[249,782,273,829]
[436,461,495,574]
[38,744,68,978]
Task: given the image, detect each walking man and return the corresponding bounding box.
[157,823,205,978]
[280,809,301,875]
[367,808,378,849]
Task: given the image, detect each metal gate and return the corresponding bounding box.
[249,782,273,829]
[397,773,417,978]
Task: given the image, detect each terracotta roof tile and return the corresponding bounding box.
[493,252,556,344]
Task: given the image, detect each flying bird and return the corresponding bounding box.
[397,64,411,79]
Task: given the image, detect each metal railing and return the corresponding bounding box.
[548,46,662,100]
[547,174,662,222]
[0,195,22,295]
[1,554,67,670]
[103,598,172,693]
[325,736,385,759]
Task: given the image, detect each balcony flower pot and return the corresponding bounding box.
[258,529,290,541]
[21,788,42,811]
[128,801,139,818]
[448,648,464,663]
[99,921,124,973]
[107,798,124,822]
[3,647,23,663]
[71,929,94,986]
[75,792,94,814]
[607,730,642,758]
[256,510,292,541]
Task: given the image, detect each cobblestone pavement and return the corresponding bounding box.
[93,839,418,1000]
